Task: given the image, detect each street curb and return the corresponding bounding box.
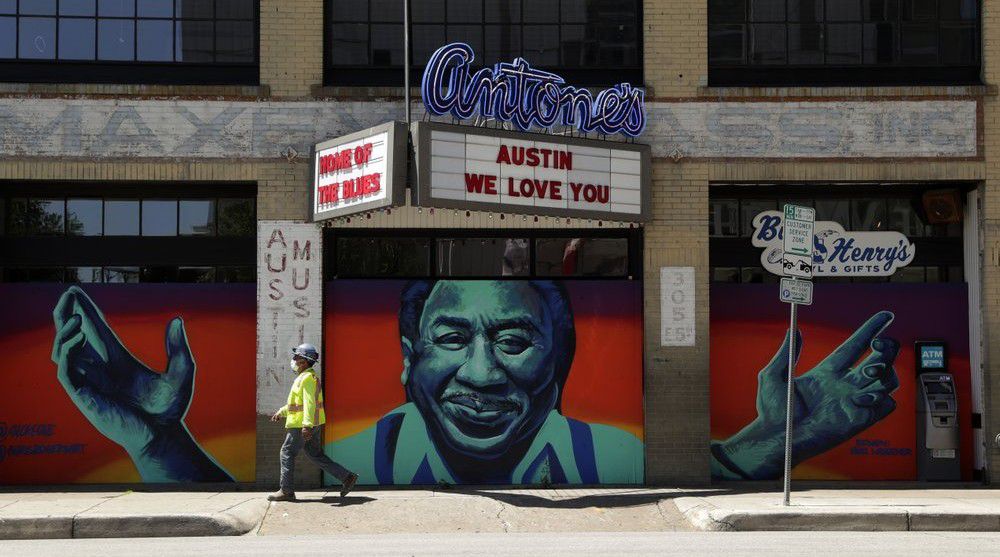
[672,497,1000,532]
[0,499,269,540]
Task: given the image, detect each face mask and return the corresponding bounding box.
[290,360,299,372]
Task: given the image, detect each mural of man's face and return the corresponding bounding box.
[402,281,560,458]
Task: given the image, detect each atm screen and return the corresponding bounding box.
[934,402,949,410]
[924,382,954,394]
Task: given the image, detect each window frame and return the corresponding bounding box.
[0,0,260,85]
[325,227,643,280]
[323,0,644,87]
[708,0,982,86]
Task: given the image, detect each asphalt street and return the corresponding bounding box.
[3,532,1000,557]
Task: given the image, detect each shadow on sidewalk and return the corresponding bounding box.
[454,489,722,510]
[316,495,376,507]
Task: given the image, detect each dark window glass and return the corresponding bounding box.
[789,0,822,22]
[0,18,14,58]
[448,0,481,23]
[9,198,64,235]
[710,199,739,236]
[710,24,746,64]
[925,266,942,282]
[65,267,96,283]
[59,19,97,60]
[889,265,925,282]
[67,199,103,236]
[141,200,178,236]
[741,266,766,283]
[851,198,887,231]
[104,266,140,283]
[789,24,823,64]
[218,198,254,236]
[535,237,627,277]
[61,0,96,16]
[138,19,174,61]
[740,199,776,236]
[827,23,863,64]
[20,17,57,59]
[750,23,786,64]
[485,0,520,23]
[336,237,430,277]
[216,0,253,19]
[98,19,135,60]
[712,267,740,283]
[887,198,925,236]
[710,0,745,23]
[22,0,56,16]
[5,267,64,282]
[218,265,255,282]
[327,0,641,86]
[175,0,212,19]
[138,0,172,17]
[98,0,134,17]
[215,20,254,62]
[710,0,980,85]
[104,200,140,235]
[176,20,214,62]
[179,200,215,236]
[177,266,215,282]
[815,199,850,228]
[413,24,447,65]
[437,238,529,277]
[66,266,103,283]
[329,23,369,64]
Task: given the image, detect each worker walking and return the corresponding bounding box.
[268,343,358,502]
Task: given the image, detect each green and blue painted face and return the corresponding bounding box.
[403,281,559,459]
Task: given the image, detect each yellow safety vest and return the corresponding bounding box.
[280,369,326,428]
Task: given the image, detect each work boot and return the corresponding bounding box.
[340,473,358,498]
[267,489,296,502]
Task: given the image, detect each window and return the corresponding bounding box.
[1,184,256,283]
[709,0,980,85]
[325,0,642,86]
[328,230,639,279]
[0,0,258,85]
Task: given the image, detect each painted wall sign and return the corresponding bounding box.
[311,121,407,222]
[661,267,696,347]
[421,43,646,138]
[752,210,916,276]
[411,121,651,221]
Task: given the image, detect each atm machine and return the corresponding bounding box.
[915,341,961,481]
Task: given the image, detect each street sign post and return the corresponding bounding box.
[783,204,815,257]
[780,277,813,305]
[780,204,815,508]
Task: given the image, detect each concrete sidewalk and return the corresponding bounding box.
[673,489,1000,531]
[2,487,999,539]
[0,491,268,540]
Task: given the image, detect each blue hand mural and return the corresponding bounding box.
[712,311,900,480]
[51,286,234,482]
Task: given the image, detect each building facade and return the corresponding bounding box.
[0,0,995,488]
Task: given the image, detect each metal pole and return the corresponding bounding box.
[403,0,411,125]
[783,295,797,506]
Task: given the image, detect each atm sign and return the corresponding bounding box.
[920,345,945,369]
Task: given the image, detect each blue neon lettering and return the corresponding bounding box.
[421,43,647,138]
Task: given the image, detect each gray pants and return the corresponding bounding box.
[279,428,353,492]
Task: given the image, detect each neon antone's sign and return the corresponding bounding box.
[421,43,646,138]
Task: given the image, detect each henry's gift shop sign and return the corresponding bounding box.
[311,121,407,222]
[752,210,916,276]
[411,121,651,221]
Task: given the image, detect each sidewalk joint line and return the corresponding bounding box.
[70,492,129,539]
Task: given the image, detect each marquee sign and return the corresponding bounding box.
[752,210,916,276]
[421,43,646,138]
[311,121,407,222]
[411,121,650,221]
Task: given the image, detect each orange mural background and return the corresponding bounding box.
[711,283,973,481]
[323,280,644,444]
[0,284,256,484]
